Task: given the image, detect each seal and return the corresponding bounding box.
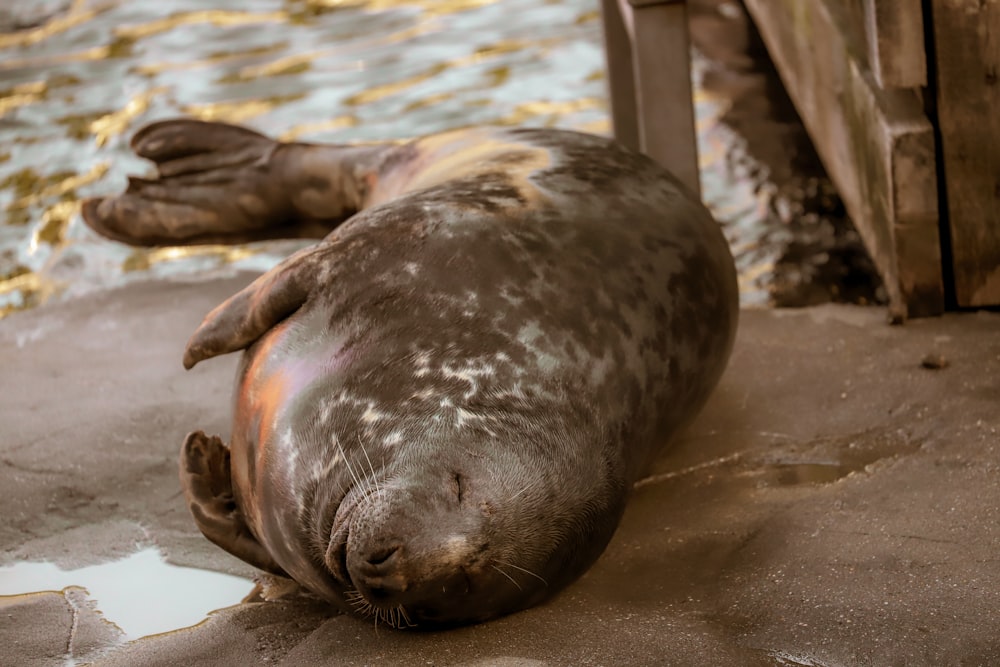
[83,119,739,628]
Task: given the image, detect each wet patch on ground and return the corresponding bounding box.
[637,428,918,492]
[743,430,916,489]
[0,547,254,640]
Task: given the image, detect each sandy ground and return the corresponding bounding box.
[2,274,998,666]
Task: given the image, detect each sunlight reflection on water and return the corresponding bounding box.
[0,547,254,640]
[0,0,778,317]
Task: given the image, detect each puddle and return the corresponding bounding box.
[641,431,905,491]
[0,547,254,640]
[753,439,895,488]
[757,461,861,487]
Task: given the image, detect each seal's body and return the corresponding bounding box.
[84,121,738,627]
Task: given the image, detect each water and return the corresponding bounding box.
[0,0,840,320]
[0,0,608,316]
[0,547,254,640]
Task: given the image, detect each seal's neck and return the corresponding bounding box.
[274,141,396,232]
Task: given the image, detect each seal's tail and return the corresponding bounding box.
[81,119,379,246]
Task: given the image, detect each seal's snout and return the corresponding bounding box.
[335,476,491,621]
[345,535,480,624]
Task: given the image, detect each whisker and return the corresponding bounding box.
[336,439,362,490]
[506,484,532,503]
[357,432,382,499]
[398,605,415,628]
[338,439,378,510]
[491,564,523,591]
[344,588,406,630]
[495,559,549,587]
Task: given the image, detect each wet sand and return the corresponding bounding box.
[2,274,998,666]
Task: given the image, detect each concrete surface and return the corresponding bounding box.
[1,274,998,666]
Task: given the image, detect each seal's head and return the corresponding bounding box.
[242,339,629,628]
[313,423,625,627]
[182,408,625,628]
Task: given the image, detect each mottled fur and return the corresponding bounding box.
[84,121,738,628]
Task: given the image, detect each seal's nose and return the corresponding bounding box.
[338,471,491,616]
[365,544,400,567]
[347,533,477,605]
[352,543,409,600]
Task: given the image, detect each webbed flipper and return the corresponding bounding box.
[82,119,372,246]
[179,430,287,577]
[182,244,325,368]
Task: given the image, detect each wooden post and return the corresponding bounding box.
[743,0,944,319]
[862,0,928,88]
[600,0,701,197]
[600,0,641,153]
[929,0,1000,307]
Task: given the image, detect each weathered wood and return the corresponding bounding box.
[600,0,641,153]
[600,0,701,196]
[627,0,701,197]
[930,0,1000,307]
[743,0,943,318]
[862,0,928,88]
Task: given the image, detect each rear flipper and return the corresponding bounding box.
[82,119,382,246]
[179,430,287,576]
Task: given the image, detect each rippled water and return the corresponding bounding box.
[0,0,808,318]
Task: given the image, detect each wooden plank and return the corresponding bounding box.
[930,0,1000,307]
[743,0,943,319]
[626,0,701,196]
[600,0,641,153]
[600,0,701,196]
[862,0,928,88]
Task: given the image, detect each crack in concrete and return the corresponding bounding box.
[64,587,81,664]
[825,529,963,546]
[1,457,74,476]
[635,452,745,488]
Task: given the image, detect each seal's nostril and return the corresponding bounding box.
[351,543,410,600]
[365,545,400,567]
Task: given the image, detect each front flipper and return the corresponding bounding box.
[182,243,323,368]
[179,430,287,576]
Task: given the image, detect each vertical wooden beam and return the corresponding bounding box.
[929,0,1000,307]
[862,0,928,88]
[600,0,701,197]
[627,0,701,197]
[600,0,641,152]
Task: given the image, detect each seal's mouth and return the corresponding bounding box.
[325,484,377,587]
